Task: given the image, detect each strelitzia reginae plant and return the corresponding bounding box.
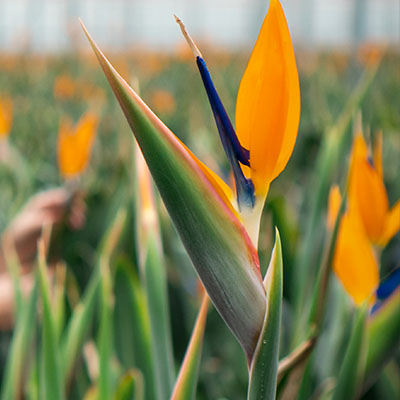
[329,132,400,306]
[81,0,298,397]
[326,130,400,399]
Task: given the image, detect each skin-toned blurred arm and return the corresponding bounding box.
[0,188,86,273]
[0,188,86,330]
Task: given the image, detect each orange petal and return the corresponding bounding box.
[235,0,300,195]
[348,135,388,243]
[380,200,400,246]
[58,112,98,178]
[333,213,379,306]
[327,185,341,231]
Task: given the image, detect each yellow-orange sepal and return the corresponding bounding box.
[57,111,98,179]
[348,134,400,246]
[333,212,379,306]
[235,0,300,197]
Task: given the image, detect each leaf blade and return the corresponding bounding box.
[171,293,210,400]
[38,240,64,400]
[332,304,368,400]
[248,229,283,400]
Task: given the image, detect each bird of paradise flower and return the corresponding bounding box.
[329,132,400,306]
[81,0,299,396]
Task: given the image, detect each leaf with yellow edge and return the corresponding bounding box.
[235,0,300,195]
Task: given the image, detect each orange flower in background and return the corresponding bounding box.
[348,133,400,247]
[150,89,176,115]
[57,111,98,179]
[334,211,379,306]
[328,186,379,306]
[0,96,13,138]
[357,42,383,67]
[328,132,400,306]
[54,74,76,100]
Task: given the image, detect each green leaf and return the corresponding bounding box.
[53,263,67,343]
[332,304,368,400]
[113,370,144,400]
[61,208,127,387]
[38,240,64,400]
[81,23,266,361]
[98,208,128,400]
[373,362,400,400]
[98,250,113,400]
[2,245,23,320]
[247,229,283,400]
[142,235,175,397]
[1,274,39,400]
[364,289,400,388]
[308,187,347,334]
[171,294,209,400]
[114,260,157,400]
[61,268,100,386]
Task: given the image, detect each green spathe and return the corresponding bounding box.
[81,22,266,361]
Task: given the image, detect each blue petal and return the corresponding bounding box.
[377,267,400,300]
[196,56,255,209]
[371,267,400,314]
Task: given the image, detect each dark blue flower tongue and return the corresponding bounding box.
[371,267,400,314]
[196,56,255,209]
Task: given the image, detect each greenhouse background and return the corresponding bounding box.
[0,0,399,52]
